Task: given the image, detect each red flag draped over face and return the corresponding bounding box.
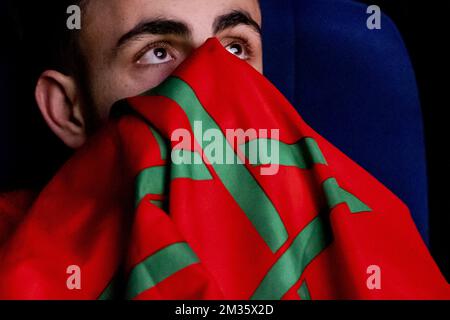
[0,39,448,300]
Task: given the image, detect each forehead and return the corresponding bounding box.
[80,0,261,67]
[87,0,260,20]
[82,0,261,42]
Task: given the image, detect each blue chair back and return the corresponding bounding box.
[260,0,429,243]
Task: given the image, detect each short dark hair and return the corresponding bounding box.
[1,1,88,190]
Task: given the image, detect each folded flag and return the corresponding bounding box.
[0,39,448,300]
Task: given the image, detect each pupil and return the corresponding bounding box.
[230,44,242,55]
[155,48,167,59]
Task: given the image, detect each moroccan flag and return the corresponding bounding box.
[0,39,448,300]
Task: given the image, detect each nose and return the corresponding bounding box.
[190,26,217,51]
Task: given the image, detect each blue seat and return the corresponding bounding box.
[260,0,429,244]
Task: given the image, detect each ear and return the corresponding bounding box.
[35,70,87,148]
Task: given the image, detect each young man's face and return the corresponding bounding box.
[81,0,262,120]
[35,0,262,148]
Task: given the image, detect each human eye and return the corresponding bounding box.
[223,38,252,60]
[136,43,176,66]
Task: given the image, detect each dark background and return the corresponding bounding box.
[358,0,449,280]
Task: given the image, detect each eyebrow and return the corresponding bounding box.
[213,10,262,36]
[117,19,191,48]
[116,9,261,50]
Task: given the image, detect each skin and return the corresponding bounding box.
[35,0,262,148]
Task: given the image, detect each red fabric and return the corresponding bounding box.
[0,39,448,299]
[0,190,36,246]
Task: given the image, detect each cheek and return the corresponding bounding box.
[134,64,182,92]
[91,79,124,120]
[249,45,264,74]
[126,58,188,95]
[251,56,264,74]
[91,64,180,120]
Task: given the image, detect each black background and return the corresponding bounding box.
[358,0,450,280]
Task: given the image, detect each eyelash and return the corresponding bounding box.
[223,36,254,60]
[134,41,177,65]
[134,35,255,65]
